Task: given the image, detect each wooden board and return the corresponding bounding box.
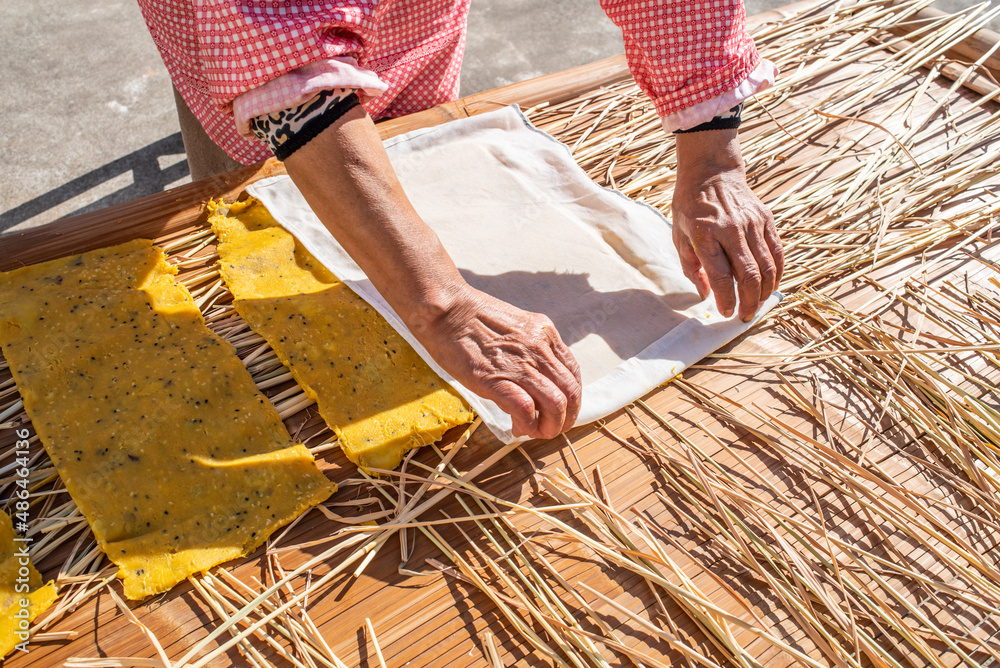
[2,2,1000,666]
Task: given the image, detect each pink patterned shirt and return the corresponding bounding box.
[137,0,774,164]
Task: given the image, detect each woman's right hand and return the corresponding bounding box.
[407,284,582,440]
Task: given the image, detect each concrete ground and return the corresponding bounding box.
[1,0,994,235]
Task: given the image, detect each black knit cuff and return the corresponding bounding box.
[674,102,743,134]
[273,93,360,161]
[250,88,361,161]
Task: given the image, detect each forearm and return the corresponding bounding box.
[674,129,743,183]
[282,105,468,329]
[281,106,581,438]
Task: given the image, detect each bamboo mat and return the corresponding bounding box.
[3,0,1000,665]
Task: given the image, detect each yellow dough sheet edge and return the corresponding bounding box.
[0,510,57,658]
[208,198,474,473]
[0,239,334,600]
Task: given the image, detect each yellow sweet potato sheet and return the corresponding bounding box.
[0,240,334,599]
[209,199,474,472]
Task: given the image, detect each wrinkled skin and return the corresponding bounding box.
[408,284,582,439]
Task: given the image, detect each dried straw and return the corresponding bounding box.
[4,0,1000,665]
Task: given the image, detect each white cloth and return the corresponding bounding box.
[246,106,780,444]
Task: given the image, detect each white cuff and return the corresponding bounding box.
[233,57,388,137]
[662,59,778,133]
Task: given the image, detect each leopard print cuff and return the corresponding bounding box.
[250,87,361,161]
[673,103,743,134]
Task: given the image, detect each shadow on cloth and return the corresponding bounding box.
[460,268,702,357]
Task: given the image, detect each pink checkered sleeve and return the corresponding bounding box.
[206,1,373,109]
[663,58,777,132]
[138,0,469,165]
[599,0,767,121]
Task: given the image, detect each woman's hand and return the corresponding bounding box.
[408,285,582,440]
[672,129,783,322]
